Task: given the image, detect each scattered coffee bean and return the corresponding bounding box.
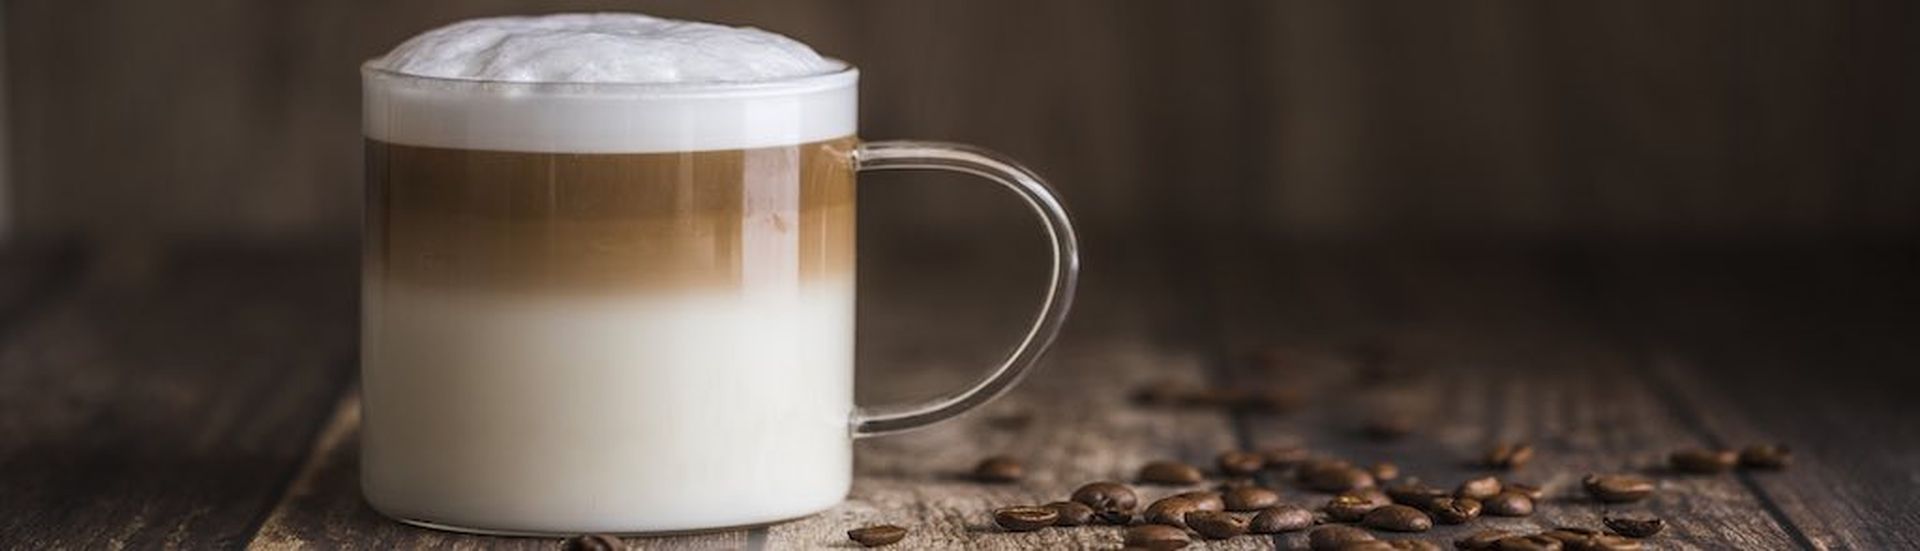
[992,505,1058,532]
[1455,529,1515,550]
[1139,460,1206,485]
[1582,474,1654,503]
[1338,542,1399,551]
[1484,442,1536,470]
[1144,496,1203,528]
[1541,527,1602,543]
[1173,490,1225,512]
[1218,450,1267,476]
[1044,501,1094,526]
[1300,460,1377,492]
[1349,487,1394,507]
[1186,510,1249,540]
[1224,486,1281,511]
[1387,482,1450,508]
[1371,462,1401,481]
[1250,504,1315,533]
[1482,490,1535,517]
[1391,541,1446,551]
[1455,475,1503,501]
[971,455,1024,483]
[1071,481,1139,522]
[1602,516,1664,538]
[1262,446,1312,468]
[1364,413,1416,440]
[846,525,906,548]
[1124,524,1191,550]
[1669,448,1738,474]
[1217,477,1259,491]
[1740,444,1792,469]
[1494,534,1565,551]
[563,534,625,551]
[1506,482,1546,500]
[1428,497,1482,524]
[1325,492,1384,522]
[1242,387,1306,413]
[1564,534,1643,551]
[1363,504,1433,532]
[1310,525,1379,551]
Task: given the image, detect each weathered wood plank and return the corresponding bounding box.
[0,245,356,549]
[1196,244,1806,549]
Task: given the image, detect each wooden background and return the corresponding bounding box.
[6,0,1917,246]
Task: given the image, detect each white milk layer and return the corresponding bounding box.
[360,283,855,533]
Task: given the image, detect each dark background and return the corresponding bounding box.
[7,0,1915,247]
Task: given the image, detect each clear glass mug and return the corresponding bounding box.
[360,62,1078,535]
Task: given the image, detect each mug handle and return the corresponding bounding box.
[849,141,1081,437]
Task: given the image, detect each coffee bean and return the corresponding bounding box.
[1224,486,1281,511]
[1337,542,1399,551]
[1250,504,1315,533]
[1173,490,1226,512]
[1096,509,1136,525]
[563,534,625,551]
[1484,442,1535,470]
[1310,525,1379,551]
[1669,448,1738,474]
[1300,460,1377,492]
[1347,487,1394,507]
[1043,501,1094,526]
[1740,444,1792,469]
[1262,446,1312,468]
[1564,535,1643,551]
[1386,482,1450,508]
[1428,497,1482,524]
[1364,413,1415,440]
[846,525,906,548]
[1582,474,1654,503]
[1242,387,1305,413]
[1363,504,1433,532]
[1455,529,1515,550]
[1390,541,1446,551]
[1602,516,1664,538]
[1185,510,1249,540]
[1218,450,1267,476]
[991,505,1058,532]
[1371,462,1401,482]
[1139,460,1205,485]
[1124,524,1190,550]
[1071,481,1140,521]
[1494,535,1565,551]
[971,455,1024,483]
[1455,476,1503,501]
[1506,482,1546,500]
[1218,477,1259,491]
[1541,527,1602,543]
[1325,492,1384,522]
[1482,491,1535,517]
[1143,496,1202,528]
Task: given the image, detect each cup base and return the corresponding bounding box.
[383,508,828,538]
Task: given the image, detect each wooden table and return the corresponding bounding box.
[2,240,1914,549]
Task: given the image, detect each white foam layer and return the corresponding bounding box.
[373,14,841,84]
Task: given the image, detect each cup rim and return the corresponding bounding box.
[359,57,859,98]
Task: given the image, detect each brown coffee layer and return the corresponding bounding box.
[366,137,856,294]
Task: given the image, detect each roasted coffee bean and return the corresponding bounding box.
[1139,460,1206,485]
[1484,442,1535,470]
[1171,490,1224,512]
[1455,529,1514,550]
[1494,535,1565,551]
[1371,462,1401,482]
[1347,487,1394,507]
[1262,446,1312,468]
[1044,501,1095,526]
[1186,510,1249,540]
[1428,497,1482,524]
[1564,535,1643,551]
[1218,477,1260,491]
[1362,504,1433,532]
[1218,450,1267,476]
[1325,492,1384,522]
[1310,525,1379,551]
[1097,509,1136,525]
[564,534,625,551]
[1143,496,1203,528]
[1364,413,1415,440]
[971,455,1024,483]
[1250,504,1315,533]
[1337,542,1399,551]
[1602,516,1664,538]
[993,506,1059,532]
[1300,461,1377,492]
[1541,528,1601,543]
[1455,476,1503,501]
[1242,387,1305,413]
[1506,482,1546,500]
[1387,482,1450,508]
[1582,474,1654,503]
[1124,524,1191,550]
[1482,491,1535,517]
[1669,448,1738,474]
[1071,481,1140,520]
[1390,541,1445,551]
[846,525,907,548]
[1224,486,1282,511]
[1740,444,1792,469]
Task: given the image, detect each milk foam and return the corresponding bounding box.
[364,13,856,153]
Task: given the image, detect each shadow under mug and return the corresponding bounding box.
[358,62,1079,535]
